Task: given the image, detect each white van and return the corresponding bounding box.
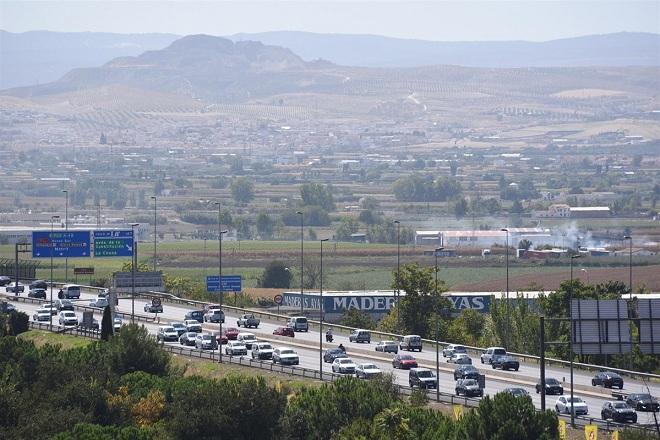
[61,284,81,299]
[399,335,423,352]
[288,316,309,332]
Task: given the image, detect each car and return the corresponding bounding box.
[480,347,507,364]
[184,319,202,333]
[491,355,520,371]
[375,340,398,353]
[454,365,480,381]
[204,309,225,323]
[324,348,348,363]
[626,394,660,412]
[42,303,58,315]
[58,310,79,326]
[273,326,295,337]
[225,340,248,356]
[215,332,229,345]
[6,282,25,293]
[349,329,371,343]
[29,280,48,290]
[536,378,564,395]
[113,316,123,332]
[455,379,483,397]
[251,342,274,360]
[392,353,418,369]
[288,316,308,332]
[273,347,299,365]
[237,332,258,349]
[60,285,81,299]
[79,317,100,330]
[185,310,204,323]
[28,288,47,299]
[399,335,422,352]
[170,322,187,336]
[409,368,437,389]
[54,299,74,311]
[592,371,624,389]
[97,289,109,298]
[555,396,588,416]
[443,344,467,358]
[332,357,357,374]
[0,276,11,286]
[355,363,382,379]
[223,327,240,340]
[195,333,218,350]
[237,314,260,328]
[143,302,163,313]
[32,308,51,321]
[89,297,109,308]
[601,401,637,423]
[503,388,529,398]
[448,353,472,365]
[157,326,180,342]
[0,302,17,313]
[179,331,198,346]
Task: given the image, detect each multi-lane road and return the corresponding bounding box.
[3,285,659,429]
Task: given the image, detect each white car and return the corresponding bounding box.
[443,344,467,358]
[113,316,123,332]
[251,342,274,360]
[58,310,78,326]
[448,353,472,365]
[184,319,202,333]
[555,396,589,416]
[355,363,382,379]
[225,340,248,356]
[157,326,180,342]
[273,347,299,365]
[332,357,357,374]
[42,302,58,315]
[237,332,257,349]
[32,308,51,322]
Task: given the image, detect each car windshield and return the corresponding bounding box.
[568,397,583,403]
[463,380,477,386]
[362,364,377,370]
[635,394,652,400]
[382,341,395,345]
[329,348,342,354]
[400,355,414,360]
[280,350,294,355]
[547,379,560,385]
[259,344,272,349]
[454,346,466,351]
[605,372,621,378]
[64,312,75,317]
[202,335,212,340]
[164,327,175,332]
[172,323,184,327]
[186,333,196,337]
[463,366,477,372]
[417,370,434,378]
[613,402,628,409]
[242,335,256,340]
[339,359,353,364]
[494,349,506,355]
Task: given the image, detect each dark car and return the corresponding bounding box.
[223,327,240,340]
[392,354,418,370]
[273,326,295,337]
[324,348,348,363]
[592,371,624,389]
[492,355,520,371]
[454,365,480,381]
[0,301,17,313]
[0,276,11,286]
[455,379,483,397]
[503,388,529,398]
[6,282,25,293]
[536,378,564,395]
[626,394,660,412]
[184,310,204,323]
[28,288,47,299]
[409,368,437,389]
[30,280,48,290]
[601,401,637,423]
[144,302,163,313]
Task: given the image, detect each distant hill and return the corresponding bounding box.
[228,31,660,68]
[0,30,179,89]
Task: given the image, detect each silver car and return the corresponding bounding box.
[448,353,472,365]
[355,363,382,379]
[332,357,357,374]
[58,310,79,326]
[443,344,467,358]
[375,340,398,354]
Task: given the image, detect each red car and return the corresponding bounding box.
[223,327,240,340]
[273,326,295,338]
[214,333,229,345]
[392,354,418,369]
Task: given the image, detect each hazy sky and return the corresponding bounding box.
[1,1,658,41]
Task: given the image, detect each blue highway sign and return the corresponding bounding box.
[32,231,91,258]
[93,230,134,257]
[207,275,242,292]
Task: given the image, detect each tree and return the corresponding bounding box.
[358,209,380,225]
[107,324,170,377]
[339,309,376,330]
[336,218,360,241]
[300,183,335,211]
[511,199,524,214]
[258,261,292,288]
[454,197,468,218]
[101,305,114,341]
[256,212,275,238]
[302,256,325,289]
[518,239,533,251]
[230,177,255,204]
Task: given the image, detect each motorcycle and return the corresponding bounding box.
[326,333,333,343]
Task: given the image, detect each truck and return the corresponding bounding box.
[237,314,260,328]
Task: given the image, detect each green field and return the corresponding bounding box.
[18,330,94,350]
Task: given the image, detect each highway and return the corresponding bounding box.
[3,285,659,429]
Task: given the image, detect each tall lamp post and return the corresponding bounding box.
[297,211,304,314]
[49,215,60,330]
[394,220,401,329]
[62,190,68,282]
[434,246,444,402]
[623,236,632,293]
[501,228,510,348]
[151,196,157,272]
[130,223,139,323]
[215,201,227,363]
[569,253,581,428]
[319,238,329,379]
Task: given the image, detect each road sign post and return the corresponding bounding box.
[206,275,242,292]
[274,294,283,315]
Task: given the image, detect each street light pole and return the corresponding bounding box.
[215,202,227,363]
[297,211,304,314]
[50,215,60,330]
[501,228,510,348]
[434,246,443,403]
[151,196,157,272]
[569,253,581,428]
[62,190,68,282]
[394,220,400,330]
[131,223,139,323]
[319,238,329,379]
[623,236,632,293]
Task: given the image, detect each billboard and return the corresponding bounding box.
[32,231,91,258]
[571,299,632,355]
[638,298,660,354]
[93,230,134,257]
[112,271,164,293]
